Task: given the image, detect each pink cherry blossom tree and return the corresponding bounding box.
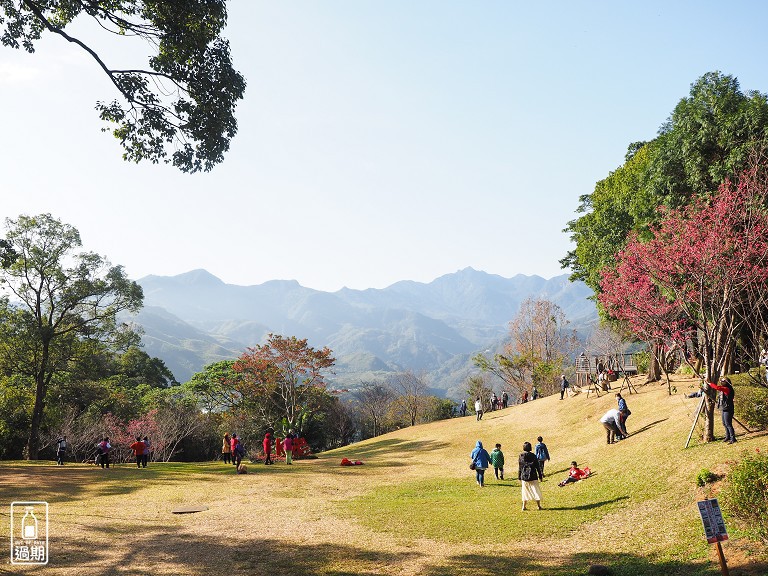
[599,163,768,441]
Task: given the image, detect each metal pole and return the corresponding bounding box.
[685,395,706,449]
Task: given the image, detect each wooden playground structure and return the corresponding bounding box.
[574,352,640,397]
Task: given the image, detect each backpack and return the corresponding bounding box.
[521,462,534,481]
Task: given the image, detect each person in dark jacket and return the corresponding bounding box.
[560,375,569,400]
[518,441,543,510]
[708,377,737,444]
[534,436,550,477]
[470,440,491,487]
[489,443,505,480]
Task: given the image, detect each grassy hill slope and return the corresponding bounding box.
[0,375,766,576]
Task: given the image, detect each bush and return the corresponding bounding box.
[720,451,768,544]
[730,373,768,430]
[634,351,649,374]
[695,468,717,487]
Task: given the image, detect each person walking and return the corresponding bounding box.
[560,375,570,400]
[534,436,550,477]
[141,436,151,467]
[130,436,145,468]
[599,409,623,444]
[489,392,498,412]
[222,433,232,464]
[489,443,505,480]
[501,391,509,409]
[531,386,539,400]
[97,437,111,468]
[230,434,241,467]
[470,440,491,487]
[474,397,483,421]
[708,377,737,444]
[55,436,67,466]
[263,429,274,465]
[518,442,543,510]
[283,429,295,465]
[460,400,467,417]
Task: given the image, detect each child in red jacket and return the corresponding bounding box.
[558,461,589,487]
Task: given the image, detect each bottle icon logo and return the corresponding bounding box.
[21,507,38,540]
[10,501,48,565]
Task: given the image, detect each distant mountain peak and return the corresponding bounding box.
[172,269,225,286]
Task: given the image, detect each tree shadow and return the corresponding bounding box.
[629,418,669,436]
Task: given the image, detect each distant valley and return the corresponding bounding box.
[131,268,597,398]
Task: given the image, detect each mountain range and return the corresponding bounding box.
[131,267,598,398]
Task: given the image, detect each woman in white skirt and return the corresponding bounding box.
[518,441,543,510]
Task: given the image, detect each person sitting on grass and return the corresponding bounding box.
[558,461,590,487]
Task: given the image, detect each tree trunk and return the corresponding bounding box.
[645,343,662,383]
[702,391,716,442]
[26,374,46,460]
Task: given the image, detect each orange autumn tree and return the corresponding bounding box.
[232,334,335,436]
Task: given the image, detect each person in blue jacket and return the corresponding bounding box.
[470,440,491,487]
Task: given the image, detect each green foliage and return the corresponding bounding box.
[562,72,768,299]
[0,376,33,459]
[695,468,717,488]
[730,373,768,430]
[0,0,246,172]
[634,350,650,374]
[721,451,768,543]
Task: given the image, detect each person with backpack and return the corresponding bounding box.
[55,436,67,466]
[518,441,543,510]
[534,436,550,477]
[469,440,491,487]
[708,377,737,444]
[489,443,505,480]
[96,437,111,468]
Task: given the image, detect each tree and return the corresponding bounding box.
[1,0,246,172]
[232,334,335,436]
[0,214,143,459]
[563,72,768,294]
[388,370,428,427]
[599,166,768,441]
[476,298,578,397]
[354,381,395,438]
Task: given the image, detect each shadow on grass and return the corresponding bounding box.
[327,437,450,458]
[48,523,765,576]
[630,418,669,436]
[547,494,630,511]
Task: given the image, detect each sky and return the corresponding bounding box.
[2,1,768,292]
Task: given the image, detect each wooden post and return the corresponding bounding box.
[715,541,730,576]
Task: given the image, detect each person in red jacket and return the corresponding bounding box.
[130,436,145,468]
[558,461,589,486]
[263,430,274,465]
[708,377,737,444]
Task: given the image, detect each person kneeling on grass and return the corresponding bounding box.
[558,461,589,487]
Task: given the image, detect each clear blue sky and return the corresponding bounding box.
[2,1,768,291]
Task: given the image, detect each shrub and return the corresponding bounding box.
[695,468,717,487]
[730,373,768,430]
[720,451,768,544]
[634,351,649,374]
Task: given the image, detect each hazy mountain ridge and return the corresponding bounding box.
[132,268,597,394]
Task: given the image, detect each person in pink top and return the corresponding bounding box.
[283,430,295,465]
[231,434,242,468]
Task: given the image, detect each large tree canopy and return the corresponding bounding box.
[0,213,143,458]
[563,72,768,293]
[0,0,246,172]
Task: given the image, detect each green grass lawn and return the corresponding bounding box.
[1,375,766,576]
